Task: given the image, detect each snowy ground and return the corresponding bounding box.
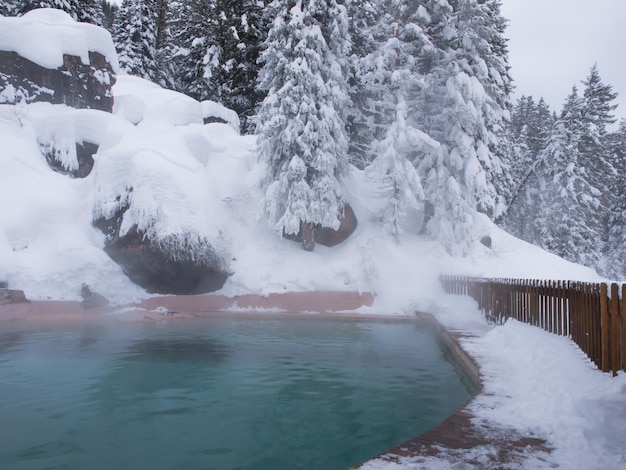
[1,15,624,466]
[360,299,626,469]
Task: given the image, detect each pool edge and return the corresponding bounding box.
[350,313,551,469]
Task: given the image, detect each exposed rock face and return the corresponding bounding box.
[285,204,358,249]
[93,209,230,295]
[43,141,98,178]
[0,50,115,112]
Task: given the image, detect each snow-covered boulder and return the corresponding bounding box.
[30,105,122,178]
[201,100,240,132]
[113,76,203,126]
[0,9,118,112]
[92,216,230,295]
[91,120,233,295]
[284,204,358,248]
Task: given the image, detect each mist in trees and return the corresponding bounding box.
[504,65,623,279]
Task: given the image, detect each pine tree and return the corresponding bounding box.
[345,0,382,167]
[100,0,118,30]
[578,64,619,240]
[417,0,513,254]
[171,0,268,131]
[504,95,554,215]
[604,119,626,279]
[113,0,159,81]
[357,0,438,239]
[19,0,103,24]
[256,0,351,251]
[169,0,210,95]
[509,87,603,267]
[206,0,268,131]
[0,0,19,16]
[366,98,428,241]
[546,108,603,267]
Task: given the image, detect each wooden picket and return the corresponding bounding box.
[440,276,626,376]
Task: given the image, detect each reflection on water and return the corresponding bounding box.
[125,337,232,363]
[0,316,472,470]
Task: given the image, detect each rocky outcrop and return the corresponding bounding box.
[0,10,118,112]
[93,208,230,295]
[0,51,115,112]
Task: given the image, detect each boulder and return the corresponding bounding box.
[80,284,109,309]
[93,209,230,295]
[315,204,358,247]
[480,235,493,249]
[0,10,118,112]
[285,204,358,249]
[0,289,28,305]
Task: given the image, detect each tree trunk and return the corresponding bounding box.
[301,222,315,252]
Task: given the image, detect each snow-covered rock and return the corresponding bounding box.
[0,9,117,112]
[201,100,240,132]
[113,76,203,126]
[283,203,358,248]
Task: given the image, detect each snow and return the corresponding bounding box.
[113,76,202,126]
[201,100,241,132]
[359,318,626,470]
[0,9,119,72]
[1,15,624,469]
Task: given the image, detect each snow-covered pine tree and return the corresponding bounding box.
[511,86,604,267]
[168,0,210,96]
[0,0,19,16]
[170,0,267,132]
[360,0,439,240]
[578,64,619,242]
[101,0,118,30]
[367,98,430,241]
[204,0,269,132]
[19,0,103,24]
[604,119,626,279]
[345,0,382,168]
[113,0,159,81]
[503,95,554,217]
[256,0,351,251]
[417,0,512,254]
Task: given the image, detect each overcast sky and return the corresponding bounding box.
[500,0,626,120]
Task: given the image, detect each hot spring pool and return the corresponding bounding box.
[0,315,474,469]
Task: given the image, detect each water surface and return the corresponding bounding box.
[0,315,473,469]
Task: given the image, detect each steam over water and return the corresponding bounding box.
[0,316,472,469]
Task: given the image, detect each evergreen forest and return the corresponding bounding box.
[2,0,624,280]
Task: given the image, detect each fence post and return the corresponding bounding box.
[610,283,620,376]
[621,284,625,373]
[600,283,610,373]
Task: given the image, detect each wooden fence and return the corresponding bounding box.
[440,276,626,376]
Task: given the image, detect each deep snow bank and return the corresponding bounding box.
[0,74,258,301]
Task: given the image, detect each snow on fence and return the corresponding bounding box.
[440,276,626,376]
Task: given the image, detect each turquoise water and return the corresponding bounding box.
[0,315,473,470]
